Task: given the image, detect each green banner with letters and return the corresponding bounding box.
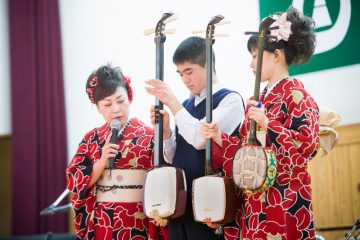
[259,0,360,75]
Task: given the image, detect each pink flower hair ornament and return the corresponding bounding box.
[269,13,292,42]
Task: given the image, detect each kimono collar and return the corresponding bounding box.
[264,78,289,99]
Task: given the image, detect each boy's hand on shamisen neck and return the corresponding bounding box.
[145,79,182,115]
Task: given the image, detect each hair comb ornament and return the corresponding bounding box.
[87,76,98,104]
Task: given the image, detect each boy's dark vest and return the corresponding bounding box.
[173,88,240,203]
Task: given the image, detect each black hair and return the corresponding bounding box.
[247,6,316,66]
[173,36,215,70]
[85,64,128,104]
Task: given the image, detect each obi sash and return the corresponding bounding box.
[96,169,147,203]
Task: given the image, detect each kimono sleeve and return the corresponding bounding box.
[209,132,242,177]
[66,130,97,201]
[213,104,249,177]
[267,87,320,165]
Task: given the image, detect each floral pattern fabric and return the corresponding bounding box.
[66,118,167,240]
[219,79,319,240]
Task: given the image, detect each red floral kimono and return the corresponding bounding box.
[66,118,168,240]
[220,78,319,240]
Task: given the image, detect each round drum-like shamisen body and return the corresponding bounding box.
[232,145,276,195]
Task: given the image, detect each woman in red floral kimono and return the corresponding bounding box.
[66,64,168,240]
[202,7,319,240]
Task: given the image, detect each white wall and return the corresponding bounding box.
[0,0,358,159]
[59,0,260,160]
[59,0,360,161]
[0,0,11,136]
[299,64,360,125]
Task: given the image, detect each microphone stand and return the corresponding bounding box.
[345,218,360,240]
[40,189,72,216]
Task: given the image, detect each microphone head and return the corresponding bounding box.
[110,119,121,130]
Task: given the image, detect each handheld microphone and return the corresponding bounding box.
[108,119,121,170]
